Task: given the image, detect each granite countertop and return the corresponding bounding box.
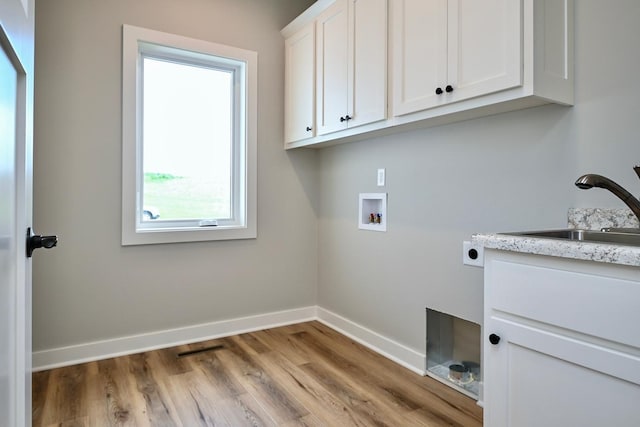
[472,208,640,268]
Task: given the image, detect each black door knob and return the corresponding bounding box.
[489,333,501,345]
[445,85,454,93]
[435,87,443,95]
[26,227,58,257]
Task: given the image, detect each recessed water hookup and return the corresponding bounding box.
[358,193,387,232]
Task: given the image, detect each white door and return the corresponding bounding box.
[0,0,35,426]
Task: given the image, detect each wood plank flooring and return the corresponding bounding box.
[32,321,482,426]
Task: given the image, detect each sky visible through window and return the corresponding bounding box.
[142,57,233,221]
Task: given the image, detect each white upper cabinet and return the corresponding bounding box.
[390,0,449,115]
[450,0,522,105]
[316,0,387,136]
[350,0,387,130]
[284,23,315,144]
[391,0,522,116]
[316,0,350,135]
[282,0,573,149]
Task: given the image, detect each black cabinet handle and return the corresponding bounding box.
[340,116,346,122]
[489,333,501,345]
[340,115,352,123]
[306,126,312,132]
[445,85,454,93]
[435,87,443,95]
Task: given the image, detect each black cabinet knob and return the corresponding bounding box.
[489,333,501,345]
[345,115,352,121]
[445,85,454,93]
[435,87,443,95]
[306,126,312,132]
[340,116,346,122]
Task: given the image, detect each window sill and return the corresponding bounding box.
[122,224,256,246]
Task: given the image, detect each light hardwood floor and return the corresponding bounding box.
[32,321,482,426]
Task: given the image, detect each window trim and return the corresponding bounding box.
[122,25,257,245]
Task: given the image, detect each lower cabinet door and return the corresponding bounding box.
[484,317,640,427]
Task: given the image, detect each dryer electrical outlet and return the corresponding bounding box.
[462,241,484,267]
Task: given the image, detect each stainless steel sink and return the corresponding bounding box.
[503,229,640,247]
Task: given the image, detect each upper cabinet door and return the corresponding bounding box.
[348,0,387,129]
[317,0,388,136]
[391,0,522,117]
[316,0,350,136]
[447,0,522,104]
[391,0,449,116]
[284,23,315,144]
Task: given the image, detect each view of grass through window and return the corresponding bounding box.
[142,56,233,222]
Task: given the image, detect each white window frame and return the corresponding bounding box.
[122,25,257,245]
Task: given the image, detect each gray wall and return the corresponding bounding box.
[317,0,640,352]
[33,0,640,360]
[32,0,318,352]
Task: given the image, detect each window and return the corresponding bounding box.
[122,25,257,245]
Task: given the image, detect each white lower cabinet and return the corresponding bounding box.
[483,250,640,427]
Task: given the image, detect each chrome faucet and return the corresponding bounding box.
[574,166,640,227]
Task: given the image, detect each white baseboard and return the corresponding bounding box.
[316,306,426,375]
[32,305,427,376]
[32,306,317,371]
